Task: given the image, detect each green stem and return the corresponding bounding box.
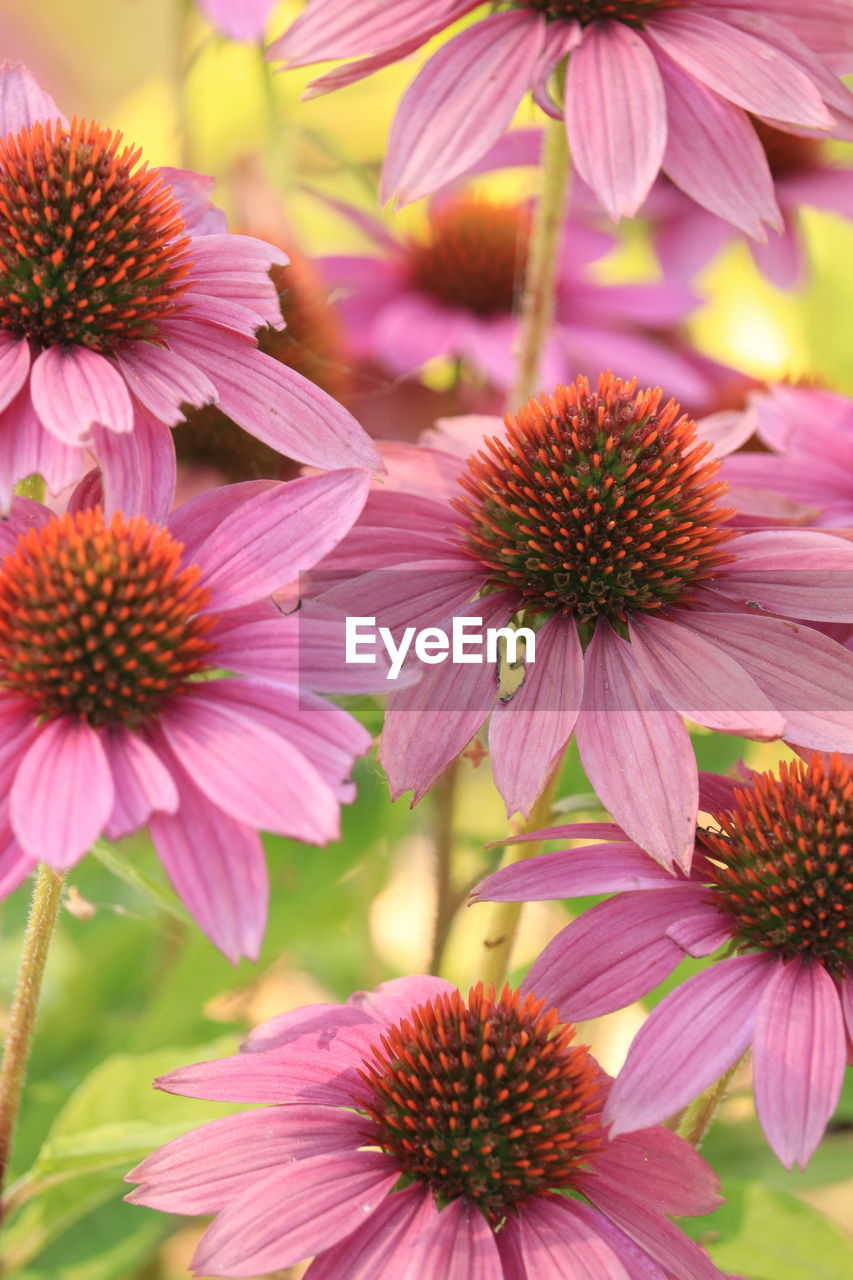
[474,770,561,990]
[0,866,63,1214]
[676,1055,746,1149]
[509,112,571,409]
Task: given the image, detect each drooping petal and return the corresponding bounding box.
[590,1124,722,1217]
[0,333,30,413]
[714,530,853,622]
[30,345,133,443]
[575,623,698,871]
[303,1185,446,1280]
[104,728,179,840]
[0,385,83,512]
[190,1150,399,1278]
[11,719,114,866]
[92,409,176,524]
[566,22,666,219]
[346,974,457,1030]
[579,1180,723,1280]
[604,953,773,1135]
[489,615,583,818]
[0,61,66,134]
[113,340,217,425]
[549,1202,668,1280]
[752,957,846,1169]
[270,0,476,67]
[514,1196,632,1280]
[381,12,545,206]
[472,840,682,904]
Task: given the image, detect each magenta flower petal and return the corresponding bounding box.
[628,613,786,739]
[591,1125,722,1217]
[489,615,582,818]
[514,1195,632,1279]
[406,1195,503,1279]
[0,334,30,413]
[197,0,277,41]
[381,11,544,206]
[190,1150,399,1278]
[128,1105,365,1214]
[664,901,733,957]
[604,953,773,1136]
[472,840,679,904]
[752,957,846,1169]
[104,728,179,841]
[647,11,831,127]
[0,60,65,132]
[522,890,696,1021]
[30,345,133,443]
[566,22,666,219]
[113,341,217,427]
[346,974,457,1029]
[843,976,853,1044]
[576,623,698,871]
[92,411,176,524]
[0,387,83,511]
[710,529,853,621]
[271,0,475,67]
[555,1202,669,1280]
[301,1185,439,1280]
[0,837,36,897]
[11,718,114,866]
[579,1179,723,1280]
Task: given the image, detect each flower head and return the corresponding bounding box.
[473,756,853,1168]
[0,466,374,961]
[0,62,379,515]
[269,0,853,234]
[320,371,853,869]
[127,975,723,1278]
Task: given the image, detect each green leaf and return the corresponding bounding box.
[89,840,191,925]
[683,1179,853,1280]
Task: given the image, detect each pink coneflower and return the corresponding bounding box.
[0,467,373,961]
[127,976,724,1278]
[269,1,853,231]
[321,188,726,410]
[474,754,853,1169]
[320,372,853,870]
[719,384,853,527]
[645,120,853,287]
[196,0,277,41]
[0,62,379,514]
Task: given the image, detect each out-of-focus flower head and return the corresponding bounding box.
[128,975,724,1278]
[474,754,853,1170]
[195,0,278,42]
[0,62,379,515]
[0,466,375,962]
[268,1,853,235]
[318,372,853,869]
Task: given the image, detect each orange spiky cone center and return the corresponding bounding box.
[404,196,528,317]
[520,1,681,27]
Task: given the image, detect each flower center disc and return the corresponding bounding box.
[520,0,681,28]
[357,983,605,1221]
[405,196,528,317]
[0,509,215,727]
[703,755,853,973]
[0,118,191,352]
[456,372,736,624]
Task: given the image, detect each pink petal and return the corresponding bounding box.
[104,728,179,841]
[346,974,456,1029]
[320,564,484,637]
[628,613,786,739]
[591,1124,722,1217]
[11,718,114,866]
[271,0,475,66]
[30,345,133,443]
[244,1002,377,1054]
[752,957,846,1169]
[190,1150,399,1278]
[127,1105,365,1214]
[399,1195,502,1280]
[0,61,66,134]
[0,333,30,413]
[575,623,698,871]
[184,234,288,328]
[579,1180,723,1280]
[190,469,371,611]
[303,1185,440,1280]
[551,1202,668,1280]
[715,530,853,621]
[159,687,340,843]
[697,405,759,459]
[514,1196,632,1280]
[0,837,36,899]
[113,341,216,425]
[664,900,734,957]
[522,889,697,1021]
[489,615,583,818]
[92,409,176,524]
[472,840,681,903]
[656,49,781,236]
[167,478,276,558]
[381,12,545,206]
[197,0,277,41]
[646,11,832,127]
[604,953,773,1136]
[156,168,227,235]
[0,386,83,510]
[566,23,666,219]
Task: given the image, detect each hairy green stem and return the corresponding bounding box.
[509,112,571,409]
[676,1055,746,1149]
[0,866,63,1214]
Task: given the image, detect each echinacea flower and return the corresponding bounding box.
[645,120,853,288]
[0,466,373,962]
[0,62,379,514]
[321,187,725,410]
[719,383,853,527]
[473,754,853,1169]
[319,372,853,869]
[127,976,724,1279]
[269,0,853,233]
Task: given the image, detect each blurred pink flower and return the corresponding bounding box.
[320,188,729,412]
[196,0,277,41]
[0,62,379,514]
[0,467,373,961]
[474,754,853,1169]
[128,976,724,1278]
[319,373,853,870]
[719,384,853,527]
[269,1,853,232]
